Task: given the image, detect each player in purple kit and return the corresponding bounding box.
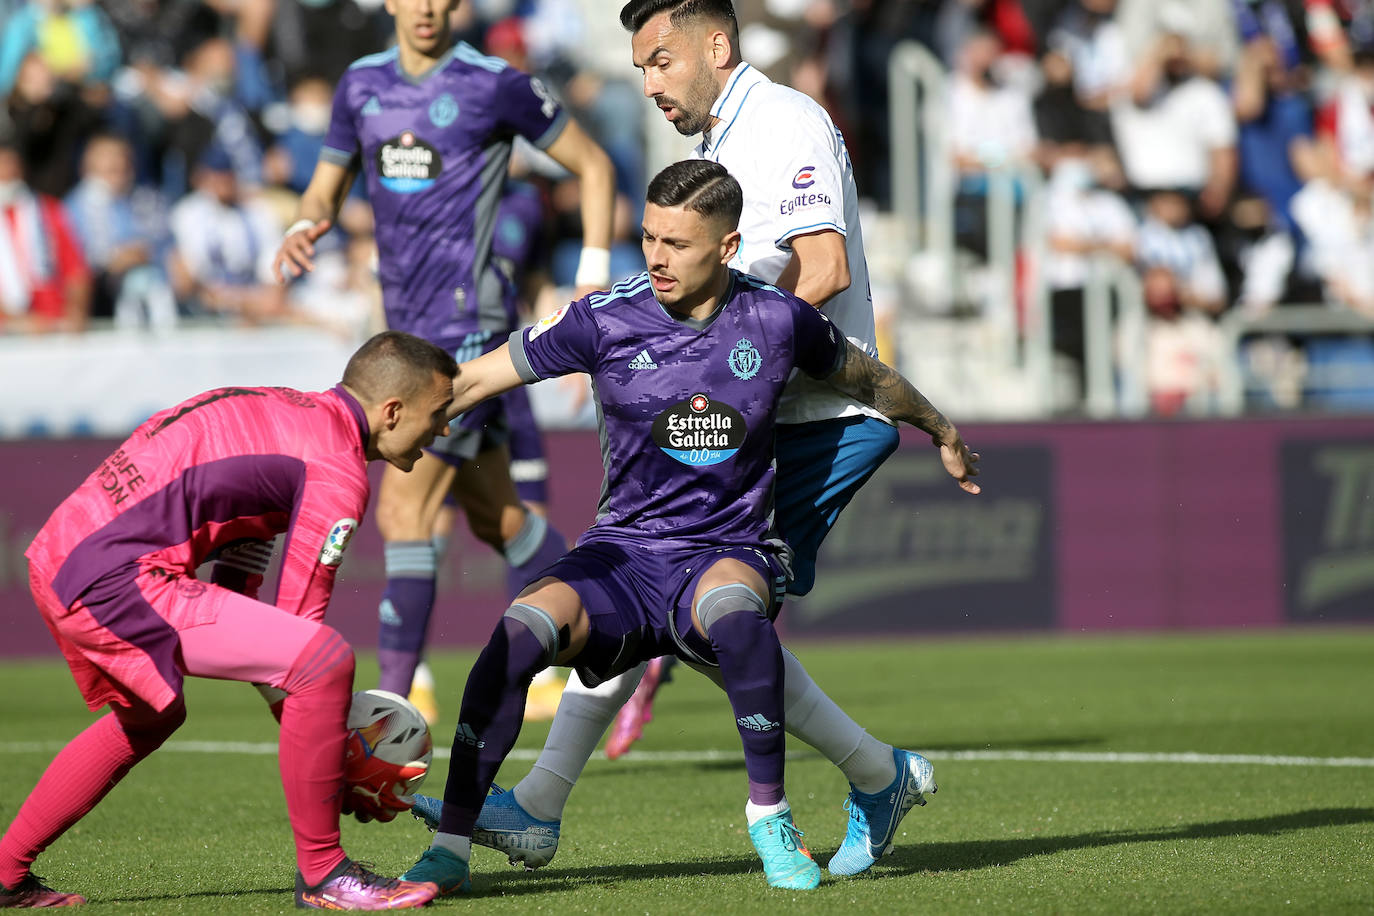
[272,0,617,706]
[399,160,979,894]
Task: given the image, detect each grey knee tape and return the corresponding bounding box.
[505,603,561,667]
[696,584,767,632]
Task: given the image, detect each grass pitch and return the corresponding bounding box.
[1,629,1371,914]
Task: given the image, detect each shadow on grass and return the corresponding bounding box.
[106,886,292,904]
[885,807,1374,875]
[440,807,1374,899]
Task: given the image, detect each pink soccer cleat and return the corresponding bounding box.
[0,874,86,908]
[294,860,437,910]
[605,656,669,760]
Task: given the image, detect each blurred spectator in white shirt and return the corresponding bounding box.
[64,132,176,329]
[1114,32,1238,220]
[166,143,283,322]
[1136,189,1229,413]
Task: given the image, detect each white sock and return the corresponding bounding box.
[745,798,790,826]
[512,665,646,822]
[837,734,898,794]
[778,647,896,791]
[685,648,898,793]
[432,833,471,861]
[530,667,558,688]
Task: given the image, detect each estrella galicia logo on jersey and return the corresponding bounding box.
[319,518,358,567]
[376,131,442,193]
[429,92,459,128]
[792,165,816,189]
[728,338,762,380]
[652,394,747,466]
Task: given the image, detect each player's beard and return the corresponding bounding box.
[665,62,721,137]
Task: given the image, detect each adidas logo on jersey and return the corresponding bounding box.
[736,713,780,732]
[455,722,485,748]
[362,95,383,116]
[628,349,658,370]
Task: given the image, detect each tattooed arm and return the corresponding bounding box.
[827,341,981,494]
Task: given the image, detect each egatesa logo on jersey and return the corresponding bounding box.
[652,393,747,466]
[792,165,816,189]
[377,131,442,193]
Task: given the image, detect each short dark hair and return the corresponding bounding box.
[342,331,457,404]
[646,160,743,231]
[619,0,738,44]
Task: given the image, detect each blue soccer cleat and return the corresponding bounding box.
[410,786,560,869]
[748,809,821,890]
[409,792,443,831]
[400,846,470,896]
[472,785,561,869]
[828,748,936,877]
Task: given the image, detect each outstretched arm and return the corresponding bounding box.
[827,341,981,493]
[544,120,616,297]
[273,159,357,282]
[447,343,526,420]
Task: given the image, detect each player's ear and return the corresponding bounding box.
[707,28,731,68]
[381,396,404,430]
[719,229,741,265]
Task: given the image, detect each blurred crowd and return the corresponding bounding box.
[1,0,1372,412]
[0,0,658,341]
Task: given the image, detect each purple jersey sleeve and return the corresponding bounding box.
[495,68,570,150]
[509,298,600,380]
[790,297,847,378]
[321,72,361,166]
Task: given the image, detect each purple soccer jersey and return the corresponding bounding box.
[321,43,567,349]
[510,271,845,553]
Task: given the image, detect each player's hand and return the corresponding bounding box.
[936,433,981,494]
[273,218,332,283]
[341,786,412,824]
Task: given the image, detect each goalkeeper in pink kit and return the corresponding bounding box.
[0,331,455,910]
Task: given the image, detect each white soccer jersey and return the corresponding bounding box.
[693,63,885,426]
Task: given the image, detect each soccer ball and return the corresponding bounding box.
[344,689,433,818]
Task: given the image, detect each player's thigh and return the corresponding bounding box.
[775,417,899,593]
[452,444,524,542]
[512,575,589,663]
[689,557,771,638]
[178,589,334,687]
[375,451,457,540]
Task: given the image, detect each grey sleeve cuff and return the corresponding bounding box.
[508,329,543,383]
[532,110,572,151]
[319,146,357,167]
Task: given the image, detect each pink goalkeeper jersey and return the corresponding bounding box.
[28,384,372,622]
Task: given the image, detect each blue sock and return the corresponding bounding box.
[438,616,549,836]
[708,611,786,805]
[503,512,567,598]
[376,541,436,696]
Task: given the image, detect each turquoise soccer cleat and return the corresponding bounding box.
[399,846,470,897]
[747,809,821,890]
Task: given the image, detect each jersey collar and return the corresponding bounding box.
[332,384,371,453]
[701,63,768,154]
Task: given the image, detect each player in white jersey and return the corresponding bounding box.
[410,0,953,883]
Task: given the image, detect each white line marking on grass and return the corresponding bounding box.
[2,742,1373,768]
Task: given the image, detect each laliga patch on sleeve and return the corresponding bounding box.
[319,518,359,567]
[527,303,570,342]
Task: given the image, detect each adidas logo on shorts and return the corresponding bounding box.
[736,713,780,732]
[628,349,658,370]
